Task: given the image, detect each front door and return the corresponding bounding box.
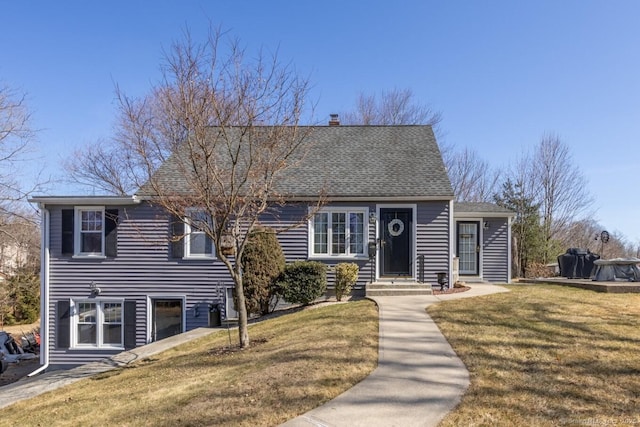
[457,222,480,275]
[152,299,183,342]
[380,208,412,277]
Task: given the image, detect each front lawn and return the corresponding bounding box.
[2,300,378,426]
[428,285,640,426]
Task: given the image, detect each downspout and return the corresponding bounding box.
[29,205,49,377]
[449,199,454,287]
[507,216,513,284]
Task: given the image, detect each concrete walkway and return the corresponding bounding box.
[281,283,509,427]
[0,283,509,424]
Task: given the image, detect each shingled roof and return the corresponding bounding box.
[138,125,454,200]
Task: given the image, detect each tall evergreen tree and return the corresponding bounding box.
[495,179,545,277]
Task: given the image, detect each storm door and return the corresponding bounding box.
[151,299,183,342]
[457,222,480,275]
[380,208,412,277]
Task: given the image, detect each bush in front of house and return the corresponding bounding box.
[241,226,285,316]
[277,261,327,305]
[334,262,359,301]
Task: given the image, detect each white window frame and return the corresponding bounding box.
[309,207,369,259]
[74,206,105,258]
[70,298,124,349]
[184,209,215,259]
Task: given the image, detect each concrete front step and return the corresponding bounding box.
[457,276,490,284]
[366,282,434,297]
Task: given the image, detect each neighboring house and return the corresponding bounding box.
[0,243,28,279]
[30,124,513,368]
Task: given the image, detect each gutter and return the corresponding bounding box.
[28,206,49,377]
[28,195,140,206]
[449,199,455,287]
[135,194,456,203]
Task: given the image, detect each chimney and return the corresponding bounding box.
[328,113,340,126]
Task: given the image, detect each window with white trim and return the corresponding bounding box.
[184,209,214,258]
[75,207,104,256]
[310,208,367,257]
[74,300,123,348]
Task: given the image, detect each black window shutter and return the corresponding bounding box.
[124,300,137,349]
[105,209,119,257]
[61,210,74,255]
[171,216,185,258]
[57,300,71,348]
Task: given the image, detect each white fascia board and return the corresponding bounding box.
[454,211,515,219]
[285,196,455,203]
[29,196,141,206]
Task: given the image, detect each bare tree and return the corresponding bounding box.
[447,147,501,202]
[64,81,187,195]
[563,220,637,259]
[340,88,502,203]
[0,82,43,231]
[559,219,599,252]
[70,28,315,349]
[0,84,34,202]
[0,84,40,324]
[341,88,442,128]
[502,134,594,264]
[64,141,136,196]
[0,84,33,145]
[533,134,594,261]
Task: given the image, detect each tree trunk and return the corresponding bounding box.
[232,271,250,349]
[512,235,521,278]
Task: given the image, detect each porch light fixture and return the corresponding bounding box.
[369,212,377,224]
[89,281,101,296]
[483,221,489,230]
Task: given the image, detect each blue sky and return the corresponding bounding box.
[2,1,640,243]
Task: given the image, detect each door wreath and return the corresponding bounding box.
[388,218,404,237]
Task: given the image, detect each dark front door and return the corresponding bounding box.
[380,208,412,277]
[457,221,480,275]
[152,299,183,342]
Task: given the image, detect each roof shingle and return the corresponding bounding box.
[139,125,454,200]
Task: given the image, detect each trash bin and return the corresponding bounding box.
[209,303,222,327]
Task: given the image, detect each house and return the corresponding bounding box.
[30,124,513,368]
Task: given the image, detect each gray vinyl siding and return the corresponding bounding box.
[416,202,451,284]
[263,204,309,262]
[47,203,229,365]
[482,218,510,282]
[46,201,364,365]
[46,200,452,365]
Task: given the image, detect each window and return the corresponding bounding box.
[74,300,123,348]
[75,207,104,256]
[63,208,118,258]
[310,208,367,257]
[184,209,214,258]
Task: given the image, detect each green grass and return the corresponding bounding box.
[7,285,637,426]
[428,284,640,427]
[1,300,378,427]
